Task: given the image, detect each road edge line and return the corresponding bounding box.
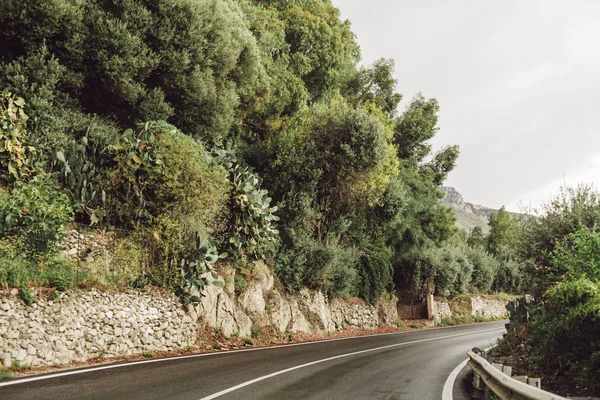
[441,344,497,400]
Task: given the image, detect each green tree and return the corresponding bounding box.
[487,206,516,255]
[467,226,487,248]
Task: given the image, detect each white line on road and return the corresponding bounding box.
[198,327,503,400]
[0,322,503,388]
[441,345,497,400]
[442,358,469,400]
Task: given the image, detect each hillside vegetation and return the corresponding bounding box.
[0,0,522,305]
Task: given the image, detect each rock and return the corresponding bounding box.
[238,281,265,317]
[267,291,291,332]
[2,353,11,368]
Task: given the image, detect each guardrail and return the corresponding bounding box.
[467,349,568,400]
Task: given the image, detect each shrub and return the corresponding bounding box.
[357,246,394,304]
[0,175,72,256]
[277,234,358,298]
[0,90,38,184]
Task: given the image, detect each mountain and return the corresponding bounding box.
[438,186,500,233]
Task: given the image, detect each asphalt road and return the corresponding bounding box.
[0,321,506,400]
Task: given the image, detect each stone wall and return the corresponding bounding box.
[1,262,399,369]
[431,300,452,324]
[470,296,509,319]
[0,289,195,368]
[428,295,511,324]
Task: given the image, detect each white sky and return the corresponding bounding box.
[333,0,600,212]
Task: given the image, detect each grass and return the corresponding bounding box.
[409,324,423,329]
[393,319,406,328]
[0,368,13,380]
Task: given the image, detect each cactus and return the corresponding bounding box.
[210,140,279,260]
[55,134,107,224]
[177,233,227,306]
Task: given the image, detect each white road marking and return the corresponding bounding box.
[441,344,497,400]
[0,322,503,388]
[198,327,503,400]
[442,358,469,400]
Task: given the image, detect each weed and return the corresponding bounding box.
[233,331,240,337]
[143,351,155,358]
[250,325,259,339]
[212,343,222,350]
[409,324,423,329]
[19,286,34,305]
[242,339,253,346]
[11,359,30,371]
[0,368,13,380]
[393,319,406,328]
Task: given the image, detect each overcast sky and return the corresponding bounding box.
[333,0,600,212]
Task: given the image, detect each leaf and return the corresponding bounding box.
[14,97,25,107]
[212,280,225,288]
[56,151,66,163]
[211,271,218,280]
[219,252,228,259]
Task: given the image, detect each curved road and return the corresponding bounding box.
[0,321,505,400]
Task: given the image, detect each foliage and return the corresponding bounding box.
[276,234,358,298]
[487,206,517,256]
[357,246,394,304]
[55,133,110,225]
[19,286,34,305]
[0,176,72,255]
[0,0,468,306]
[210,141,279,260]
[0,0,267,141]
[0,90,37,183]
[176,234,226,307]
[528,278,600,393]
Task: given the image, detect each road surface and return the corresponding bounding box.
[0,321,506,400]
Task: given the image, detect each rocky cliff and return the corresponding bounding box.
[438,186,500,233]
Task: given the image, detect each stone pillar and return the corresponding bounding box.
[426,294,435,319]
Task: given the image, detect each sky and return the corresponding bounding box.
[333,0,600,212]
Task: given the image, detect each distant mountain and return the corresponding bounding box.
[438,186,501,233]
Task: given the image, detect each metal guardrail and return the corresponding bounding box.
[467,350,568,400]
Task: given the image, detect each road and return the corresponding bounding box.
[0,321,506,400]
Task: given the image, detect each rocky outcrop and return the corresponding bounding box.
[0,289,195,368]
[199,263,398,335]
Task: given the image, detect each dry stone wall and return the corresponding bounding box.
[0,263,399,369]
[0,289,195,368]
[429,295,511,324]
[469,296,509,319]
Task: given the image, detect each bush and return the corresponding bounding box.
[276,234,358,298]
[357,246,394,304]
[528,278,600,392]
[0,176,72,256]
